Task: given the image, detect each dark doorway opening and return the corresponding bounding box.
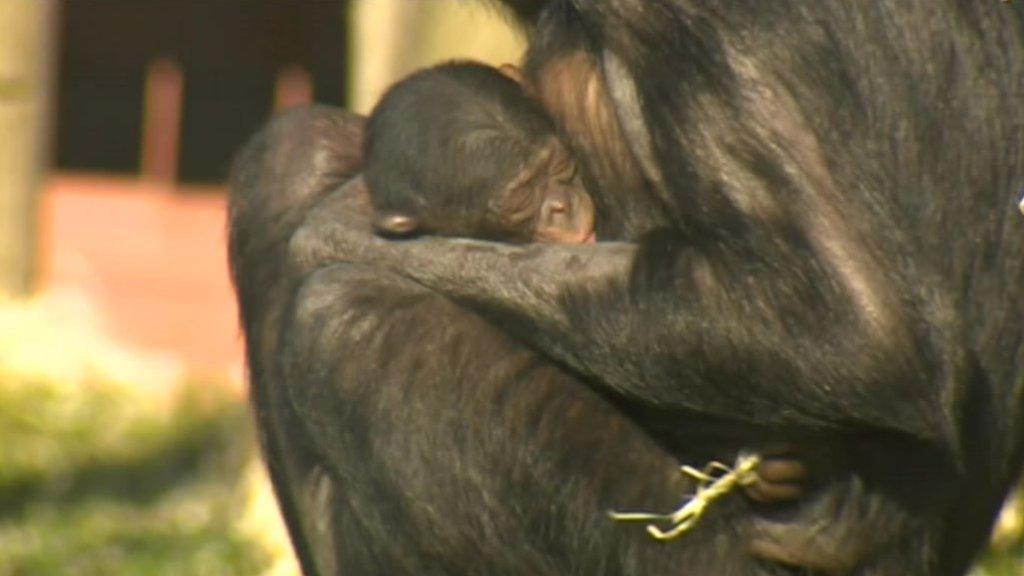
[56,0,348,184]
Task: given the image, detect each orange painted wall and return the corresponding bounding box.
[39,174,243,384]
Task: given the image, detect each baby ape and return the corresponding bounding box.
[365,62,596,245]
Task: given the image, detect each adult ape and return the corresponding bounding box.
[230,2,1024,575]
[232,109,804,576]
[232,92,805,576]
[366,61,597,245]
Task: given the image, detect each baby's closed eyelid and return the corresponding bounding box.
[553,163,578,186]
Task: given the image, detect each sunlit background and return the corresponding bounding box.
[0,1,1018,574]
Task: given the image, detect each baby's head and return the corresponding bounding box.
[365,61,596,245]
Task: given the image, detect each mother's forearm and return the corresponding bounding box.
[290,180,637,367]
[293,188,952,445]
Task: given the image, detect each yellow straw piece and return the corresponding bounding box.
[609,453,762,541]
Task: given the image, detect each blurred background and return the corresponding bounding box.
[0,1,1017,574]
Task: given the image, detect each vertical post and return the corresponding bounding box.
[274,65,313,111]
[346,0,526,114]
[0,0,55,296]
[139,57,183,186]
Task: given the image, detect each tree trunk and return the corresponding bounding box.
[347,0,526,114]
[0,0,54,296]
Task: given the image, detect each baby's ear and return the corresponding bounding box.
[374,212,422,238]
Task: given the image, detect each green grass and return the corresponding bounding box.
[0,373,274,575]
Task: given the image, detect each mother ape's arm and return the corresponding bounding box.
[290,0,959,446]
[293,156,951,447]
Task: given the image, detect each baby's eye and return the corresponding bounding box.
[556,165,578,185]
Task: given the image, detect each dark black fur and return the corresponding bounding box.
[365,61,555,240]
[229,1,1024,574]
